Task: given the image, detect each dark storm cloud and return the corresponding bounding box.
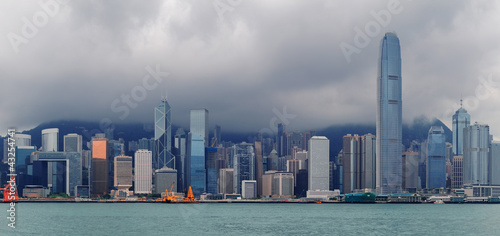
[1,0,499,139]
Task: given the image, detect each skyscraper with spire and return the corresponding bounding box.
[376,32,403,194]
[154,97,173,169]
[452,99,470,155]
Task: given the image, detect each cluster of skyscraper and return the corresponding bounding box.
[3,32,500,199]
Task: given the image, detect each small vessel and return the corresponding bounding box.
[434,200,445,204]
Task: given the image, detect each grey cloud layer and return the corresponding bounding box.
[1,0,499,139]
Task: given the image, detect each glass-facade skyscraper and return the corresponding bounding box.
[452,103,470,155]
[426,126,446,189]
[155,98,173,169]
[190,109,209,147]
[376,32,402,194]
[233,142,255,194]
[187,133,206,196]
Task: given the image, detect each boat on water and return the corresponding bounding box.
[434,200,445,204]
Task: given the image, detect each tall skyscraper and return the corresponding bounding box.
[174,128,187,193]
[42,128,59,152]
[255,141,263,197]
[490,142,500,186]
[463,123,491,186]
[277,123,287,157]
[233,142,255,194]
[426,126,446,189]
[64,133,82,153]
[190,109,209,147]
[376,32,403,194]
[308,136,329,191]
[134,149,152,194]
[452,101,470,155]
[342,134,361,194]
[402,152,419,191]
[187,133,206,196]
[361,134,376,190]
[91,138,108,196]
[205,147,218,194]
[154,98,173,169]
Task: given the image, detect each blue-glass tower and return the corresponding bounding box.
[452,101,470,155]
[154,98,173,169]
[426,126,446,189]
[376,32,402,194]
[187,133,206,196]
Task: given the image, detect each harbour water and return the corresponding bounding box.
[2,203,499,235]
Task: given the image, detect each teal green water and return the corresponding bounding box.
[1,203,499,235]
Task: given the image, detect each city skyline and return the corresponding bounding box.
[1,1,500,140]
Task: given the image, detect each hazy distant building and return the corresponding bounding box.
[277,123,287,157]
[463,123,491,186]
[489,142,500,186]
[154,167,177,195]
[91,138,108,196]
[402,152,419,191]
[114,155,132,190]
[134,150,152,194]
[376,32,403,194]
[451,155,463,188]
[42,128,59,152]
[64,133,82,153]
[426,126,446,189]
[307,136,330,197]
[218,168,234,194]
[287,132,303,155]
[233,142,255,194]
[452,103,470,155]
[154,98,173,169]
[242,180,257,199]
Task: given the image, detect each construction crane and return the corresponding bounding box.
[211,137,217,147]
[0,176,18,202]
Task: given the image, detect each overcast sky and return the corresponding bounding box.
[1,0,499,139]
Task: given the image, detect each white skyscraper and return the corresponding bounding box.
[42,128,59,152]
[308,136,330,191]
[134,149,153,194]
[463,123,490,186]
